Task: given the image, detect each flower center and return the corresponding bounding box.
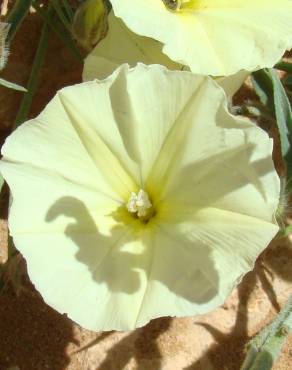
[162,0,196,11]
[127,189,153,221]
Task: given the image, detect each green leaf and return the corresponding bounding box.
[14,5,51,128]
[0,173,5,223]
[51,0,72,31]
[275,61,292,74]
[281,224,292,236]
[61,0,74,22]
[283,75,292,87]
[251,69,274,107]
[252,69,292,184]
[240,295,292,370]
[0,23,10,70]
[0,77,27,91]
[32,1,83,63]
[0,173,4,193]
[6,0,33,42]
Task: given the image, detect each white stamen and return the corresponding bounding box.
[127,189,152,218]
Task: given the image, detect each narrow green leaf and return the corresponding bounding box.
[275,61,292,74]
[251,69,274,107]
[271,71,292,183]
[32,1,83,63]
[252,69,292,184]
[0,77,27,91]
[51,0,71,31]
[61,0,74,22]
[0,23,10,70]
[14,5,51,128]
[6,0,33,42]
[283,75,292,87]
[281,224,292,236]
[0,173,4,193]
[240,295,292,370]
[271,72,292,153]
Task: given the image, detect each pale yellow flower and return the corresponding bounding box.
[82,11,186,80]
[0,64,280,331]
[83,12,249,96]
[110,0,292,76]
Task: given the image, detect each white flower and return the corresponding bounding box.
[110,0,292,76]
[83,12,249,96]
[0,64,280,331]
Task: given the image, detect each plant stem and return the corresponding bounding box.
[13,5,51,129]
[6,0,33,42]
[61,0,74,22]
[51,0,71,31]
[240,295,292,370]
[32,1,83,63]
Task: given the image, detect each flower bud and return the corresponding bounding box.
[72,0,109,51]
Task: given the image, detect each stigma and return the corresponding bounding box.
[127,189,153,219]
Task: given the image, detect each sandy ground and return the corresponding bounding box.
[0,7,292,370]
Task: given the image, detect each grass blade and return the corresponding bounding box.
[275,61,292,74]
[6,0,33,42]
[252,69,292,184]
[0,77,27,91]
[61,0,74,22]
[14,4,51,128]
[32,1,83,63]
[50,0,71,31]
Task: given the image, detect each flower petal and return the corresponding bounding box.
[83,64,207,184]
[146,76,279,224]
[1,88,137,202]
[83,12,248,97]
[132,208,278,327]
[13,223,156,331]
[83,12,185,81]
[216,70,249,98]
[110,0,292,75]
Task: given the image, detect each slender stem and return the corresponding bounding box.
[51,0,71,31]
[5,5,51,265]
[32,1,83,63]
[13,5,51,129]
[6,0,33,42]
[240,295,292,370]
[61,0,74,22]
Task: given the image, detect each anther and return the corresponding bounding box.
[127,189,152,219]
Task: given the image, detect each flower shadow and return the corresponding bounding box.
[46,196,141,294]
[0,272,76,370]
[72,317,172,370]
[161,140,274,212]
[46,195,219,307]
[93,317,172,370]
[183,271,257,370]
[183,237,292,370]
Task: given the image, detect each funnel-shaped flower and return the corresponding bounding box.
[0,64,280,331]
[83,12,249,96]
[82,12,186,80]
[110,0,292,76]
